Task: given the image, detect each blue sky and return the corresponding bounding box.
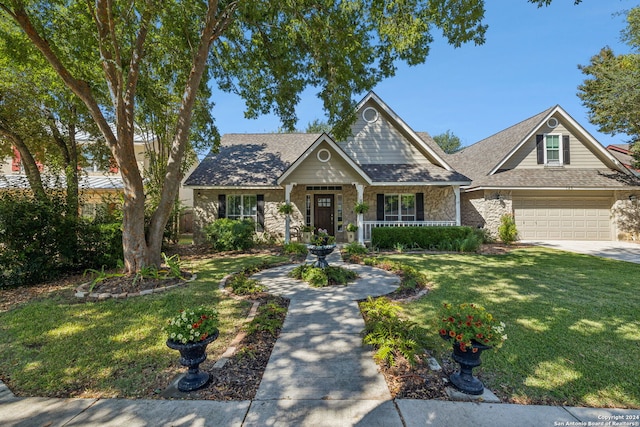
[209,0,636,149]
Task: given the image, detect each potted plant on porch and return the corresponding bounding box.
[438,302,507,395]
[301,225,314,243]
[165,306,219,392]
[346,223,358,242]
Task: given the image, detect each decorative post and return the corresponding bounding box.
[284,183,294,243]
[355,183,364,244]
[454,186,461,226]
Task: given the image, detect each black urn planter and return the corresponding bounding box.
[166,330,219,392]
[449,340,492,395]
[307,244,336,269]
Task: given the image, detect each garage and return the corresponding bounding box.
[513,197,612,240]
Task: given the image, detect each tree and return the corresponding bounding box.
[433,130,462,154]
[0,1,567,274]
[578,7,640,166]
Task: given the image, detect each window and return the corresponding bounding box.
[545,134,561,164]
[384,194,415,221]
[337,194,343,232]
[227,195,257,222]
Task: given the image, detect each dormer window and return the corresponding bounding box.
[545,134,561,164]
[536,134,570,166]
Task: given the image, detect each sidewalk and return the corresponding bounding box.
[2,249,639,426]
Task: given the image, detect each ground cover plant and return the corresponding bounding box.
[0,253,288,398]
[289,264,357,287]
[391,248,640,409]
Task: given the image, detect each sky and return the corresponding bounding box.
[208,0,637,149]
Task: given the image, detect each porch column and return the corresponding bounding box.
[354,183,364,244]
[284,183,295,243]
[454,186,461,226]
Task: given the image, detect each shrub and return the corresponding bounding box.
[289,264,357,287]
[498,214,518,244]
[244,300,288,337]
[0,192,123,288]
[360,296,428,366]
[203,218,256,251]
[343,242,368,255]
[226,274,266,295]
[283,242,308,256]
[371,226,474,251]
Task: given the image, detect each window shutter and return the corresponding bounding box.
[536,135,544,164]
[416,193,424,221]
[257,195,265,231]
[562,135,570,165]
[376,194,384,221]
[218,194,226,219]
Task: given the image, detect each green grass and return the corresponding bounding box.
[390,247,640,408]
[0,253,288,398]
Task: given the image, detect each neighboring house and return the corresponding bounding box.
[606,144,640,176]
[185,93,640,243]
[0,129,198,228]
[449,106,640,241]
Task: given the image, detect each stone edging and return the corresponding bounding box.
[74,274,198,300]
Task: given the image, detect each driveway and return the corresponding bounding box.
[521,240,640,264]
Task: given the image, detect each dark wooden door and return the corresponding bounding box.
[314,194,334,235]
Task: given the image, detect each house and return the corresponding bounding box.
[448,106,640,241]
[0,129,198,228]
[185,93,640,243]
[606,144,640,176]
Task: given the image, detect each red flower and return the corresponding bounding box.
[456,334,463,341]
[449,330,456,337]
[465,321,472,326]
[440,329,448,335]
[472,347,478,353]
[476,333,483,339]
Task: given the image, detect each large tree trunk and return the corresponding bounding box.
[0,127,48,201]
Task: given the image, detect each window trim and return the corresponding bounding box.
[544,133,562,165]
[384,193,416,222]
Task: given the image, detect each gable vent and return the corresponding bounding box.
[362,107,379,123]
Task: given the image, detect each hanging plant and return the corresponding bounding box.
[354,202,369,215]
[278,203,294,215]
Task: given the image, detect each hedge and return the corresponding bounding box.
[371,226,475,250]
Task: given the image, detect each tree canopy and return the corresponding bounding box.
[0,0,575,273]
[433,130,462,154]
[578,7,640,165]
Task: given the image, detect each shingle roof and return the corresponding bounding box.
[467,168,639,189]
[185,131,468,187]
[184,133,320,186]
[360,164,470,183]
[448,107,554,182]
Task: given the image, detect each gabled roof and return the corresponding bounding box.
[448,107,554,182]
[355,92,455,171]
[184,133,319,188]
[277,133,372,185]
[448,105,637,190]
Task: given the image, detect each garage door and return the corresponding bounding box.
[513,198,612,240]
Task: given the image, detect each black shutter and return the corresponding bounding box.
[257,195,265,231]
[376,194,385,221]
[536,135,544,164]
[416,193,424,221]
[562,135,570,165]
[218,194,226,219]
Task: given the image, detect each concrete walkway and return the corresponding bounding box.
[2,249,639,426]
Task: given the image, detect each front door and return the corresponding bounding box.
[314,194,334,235]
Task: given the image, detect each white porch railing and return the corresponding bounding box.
[363,221,456,241]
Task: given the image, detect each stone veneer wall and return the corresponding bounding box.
[461,190,512,240]
[192,189,290,244]
[612,191,638,241]
[360,185,456,222]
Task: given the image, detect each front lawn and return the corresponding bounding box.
[391,247,640,408]
[0,253,288,398]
